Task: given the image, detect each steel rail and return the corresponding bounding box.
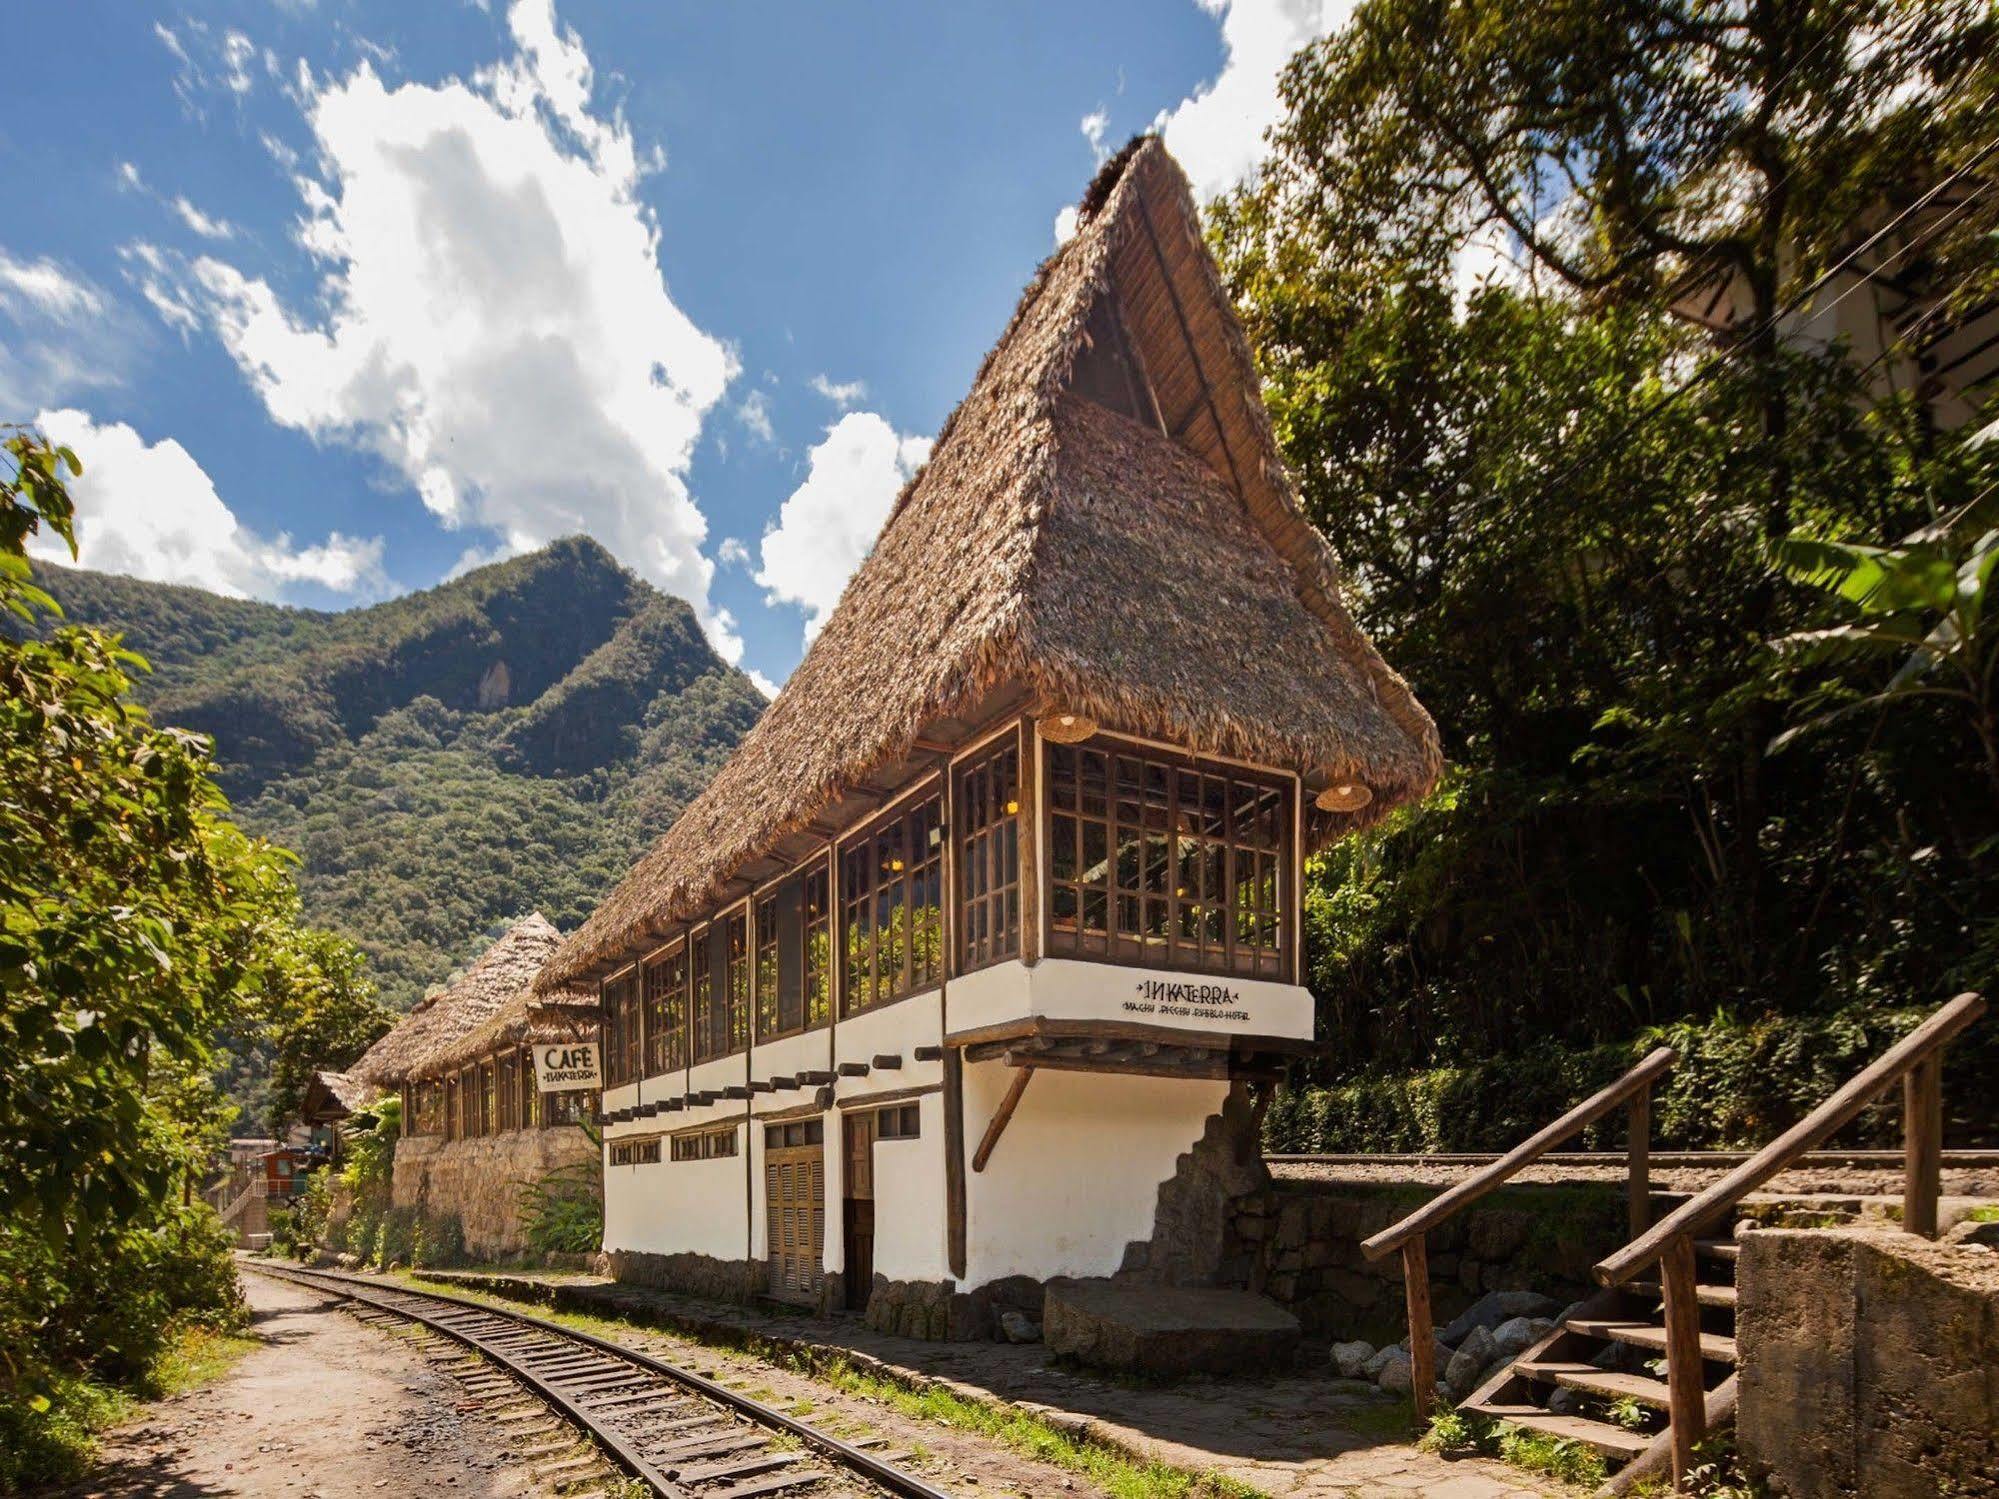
[245,1259,952,1499]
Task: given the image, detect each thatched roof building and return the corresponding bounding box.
[299,1069,379,1125]
[540,136,1439,995]
[353,913,568,1088]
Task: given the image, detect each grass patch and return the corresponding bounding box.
[1421,1407,1606,1489]
[0,1324,259,1489]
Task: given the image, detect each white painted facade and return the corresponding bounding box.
[600,953,1310,1296]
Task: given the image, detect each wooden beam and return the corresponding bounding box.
[943,1050,967,1279]
[1904,1053,1942,1238]
[1134,192,1246,502]
[1660,1234,1706,1487]
[972,1066,1034,1173]
[1402,1237,1434,1425]
[1628,1082,1652,1240]
[1001,1049,1234,1082]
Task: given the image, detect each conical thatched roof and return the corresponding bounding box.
[352,913,568,1087]
[539,137,1439,994]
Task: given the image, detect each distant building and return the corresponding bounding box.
[534,138,1440,1335]
[351,913,600,1258]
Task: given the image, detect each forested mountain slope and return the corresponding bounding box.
[26,538,765,1012]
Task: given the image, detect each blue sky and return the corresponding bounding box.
[2,0,1349,692]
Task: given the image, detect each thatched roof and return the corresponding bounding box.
[428,978,597,1076]
[300,1070,380,1123]
[352,913,567,1086]
[538,137,1439,994]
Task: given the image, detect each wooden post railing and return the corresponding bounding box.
[1592,990,1984,1490]
[1359,1045,1677,1423]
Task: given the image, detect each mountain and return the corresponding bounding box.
[24,537,766,1013]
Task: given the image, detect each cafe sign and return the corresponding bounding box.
[534,1039,602,1092]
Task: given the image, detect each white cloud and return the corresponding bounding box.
[0,252,140,412]
[172,196,237,241]
[754,412,930,646]
[176,0,743,659]
[1081,108,1111,162]
[1053,204,1080,247]
[30,408,389,601]
[716,536,751,567]
[808,373,866,409]
[1156,0,1355,201]
[0,251,105,320]
[736,388,773,443]
[746,668,779,700]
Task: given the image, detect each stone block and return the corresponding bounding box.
[1331,1339,1374,1378]
[1739,1227,1999,1498]
[1043,1280,1300,1378]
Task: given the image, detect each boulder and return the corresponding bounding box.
[1444,1325,1497,1399]
[1331,1340,1376,1379]
[1440,1290,1558,1344]
[997,1309,1042,1344]
[1944,1218,1999,1249]
[1041,1280,1298,1377]
[1361,1344,1398,1380]
[1547,1386,1583,1415]
[1491,1315,1555,1360]
[1375,1350,1413,1393]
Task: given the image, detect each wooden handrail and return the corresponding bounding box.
[1595,991,1985,1288]
[1362,1046,1678,1261]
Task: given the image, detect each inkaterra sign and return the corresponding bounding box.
[533,1040,602,1092]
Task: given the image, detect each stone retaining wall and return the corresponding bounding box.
[1221,1180,1635,1343]
[393,1128,598,1260]
[1738,1226,1999,1497]
[605,1246,765,1303]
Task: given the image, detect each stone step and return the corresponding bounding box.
[1695,1238,1740,1263]
[1566,1317,1738,1364]
[1464,1402,1650,1461]
[1514,1360,1674,1409]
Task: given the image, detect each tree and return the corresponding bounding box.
[1213,0,1999,1089]
[259,921,391,1138]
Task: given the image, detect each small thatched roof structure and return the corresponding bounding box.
[300,1070,380,1124]
[352,913,568,1087]
[539,137,1439,994]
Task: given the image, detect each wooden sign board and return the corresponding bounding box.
[533,1039,602,1092]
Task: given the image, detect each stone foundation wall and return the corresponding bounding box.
[606,1247,765,1304]
[1222,1180,1634,1343]
[1738,1226,1999,1498]
[1118,1081,1271,1286]
[393,1128,598,1260]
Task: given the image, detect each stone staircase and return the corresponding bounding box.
[1462,1233,1739,1468]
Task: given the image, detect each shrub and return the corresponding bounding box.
[518,1159,603,1255]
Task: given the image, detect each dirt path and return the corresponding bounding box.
[51,1268,543,1499]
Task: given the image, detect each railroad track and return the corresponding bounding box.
[246,1260,950,1499]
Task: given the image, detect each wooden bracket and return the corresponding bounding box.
[972,1066,1035,1173]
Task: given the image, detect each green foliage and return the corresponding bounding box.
[1216,0,1999,1116]
[1266,1002,1999,1152]
[518,1154,604,1255]
[19,537,765,1037]
[259,926,390,1138]
[1495,1421,1607,1488]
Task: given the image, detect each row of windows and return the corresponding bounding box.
[671,1126,740,1161]
[601,730,1294,1081]
[402,1050,595,1140]
[609,1138,661,1166]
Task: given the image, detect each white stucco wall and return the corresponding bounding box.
[602,1131,748,1262]
[869,1092,952,1283]
[833,989,944,1090]
[962,1060,1225,1289]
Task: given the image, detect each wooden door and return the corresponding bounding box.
[842,1112,875,1311]
[763,1120,824,1305]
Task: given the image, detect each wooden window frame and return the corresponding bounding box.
[839,786,944,1018]
[643,943,688,1078]
[1044,737,1292,979]
[669,1124,740,1162]
[875,1101,922,1140]
[955,736,1022,974]
[609,1137,661,1166]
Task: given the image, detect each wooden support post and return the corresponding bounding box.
[943,1049,967,1278]
[1904,1053,1942,1239]
[972,1066,1034,1173]
[1661,1233,1706,1489]
[1627,1083,1652,1239]
[1401,1236,1433,1425]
